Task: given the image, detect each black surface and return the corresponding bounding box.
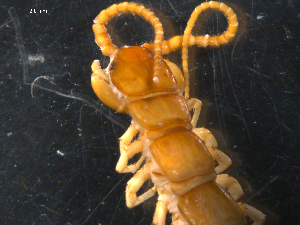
[1,0,299,224]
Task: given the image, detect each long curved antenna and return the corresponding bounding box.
[182,1,238,99]
[93,2,164,82]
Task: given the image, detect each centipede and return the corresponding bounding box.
[91,1,266,224]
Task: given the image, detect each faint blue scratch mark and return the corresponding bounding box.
[231,28,246,62]
[223,50,254,145]
[208,50,223,134]
[218,50,230,143]
[36,214,53,224]
[137,217,146,225]
[78,107,92,212]
[247,176,278,201]
[40,205,61,215]
[244,66,273,79]
[82,174,129,224]
[31,76,127,129]
[283,25,292,38]
[245,13,262,25]
[250,50,283,143]
[85,4,90,17]
[166,0,180,18]
[109,192,125,225]
[251,0,254,26]
[8,8,29,84]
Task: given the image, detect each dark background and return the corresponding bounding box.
[1,0,299,224]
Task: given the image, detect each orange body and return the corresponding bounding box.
[92,46,246,224]
[91,2,266,224]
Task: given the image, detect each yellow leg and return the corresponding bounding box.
[186,98,202,129]
[193,127,232,174]
[187,97,232,174]
[216,174,244,200]
[126,166,157,208]
[116,123,144,173]
[238,203,266,225]
[153,201,168,225]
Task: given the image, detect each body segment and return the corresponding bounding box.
[150,130,215,181]
[178,181,246,225]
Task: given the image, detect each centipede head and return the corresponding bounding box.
[91,46,182,112]
[110,46,178,95]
